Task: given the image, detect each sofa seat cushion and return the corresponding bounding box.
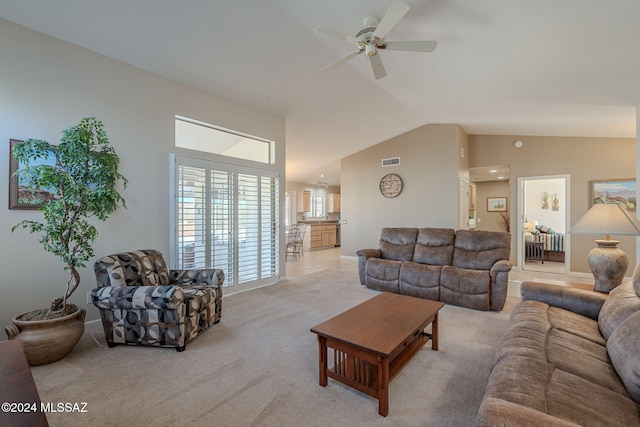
[495,300,628,396]
[92,285,185,310]
[399,261,441,300]
[440,266,490,310]
[479,355,640,427]
[364,258,402,292]
[478,398,582,427]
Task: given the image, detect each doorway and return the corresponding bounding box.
[517,175,570,274]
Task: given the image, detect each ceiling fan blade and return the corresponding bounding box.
[314,26,358,44]
[320,50,363,72]
[382,40,437,52]
[368,52,387,80]
[373,1,410,40]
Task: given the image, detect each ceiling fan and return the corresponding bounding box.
[314,1,437,80]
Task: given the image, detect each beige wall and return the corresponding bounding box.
[0,19,286,329]
[524,178,567,233]
[475,180,511,232]
[469,135,636,275]
[340,124,467,255]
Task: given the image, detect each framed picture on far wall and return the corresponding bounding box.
[8,139,58,210]
[487,197,507,212]
[590,178,636,211]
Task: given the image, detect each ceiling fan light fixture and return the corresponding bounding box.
[365,43,377,56]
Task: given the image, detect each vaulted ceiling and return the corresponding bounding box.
[2,1,639,186]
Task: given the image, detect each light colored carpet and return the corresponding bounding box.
[31,265,521,427]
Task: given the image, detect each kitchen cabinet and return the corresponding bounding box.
[327,193,341,213]
[309,224,337,249]
[322,228,336,247]
[296,190,311,212]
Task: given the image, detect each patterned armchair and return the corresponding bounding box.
[90,249,224,351]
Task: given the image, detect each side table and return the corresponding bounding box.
[525,240,544,263]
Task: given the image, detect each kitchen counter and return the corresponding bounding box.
[299,220,339,225]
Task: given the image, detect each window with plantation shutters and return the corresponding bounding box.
[173,156,279,294]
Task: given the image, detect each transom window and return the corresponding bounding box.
[175,116,273,164]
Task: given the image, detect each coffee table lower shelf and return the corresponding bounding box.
[316,325,437,416]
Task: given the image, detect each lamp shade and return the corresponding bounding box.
[570,203,640,237]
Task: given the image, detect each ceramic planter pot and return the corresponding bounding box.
[5,306,86,366]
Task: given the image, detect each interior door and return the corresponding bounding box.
[517,178,526,269]
[517,175,570,274]
[459,178,469,230]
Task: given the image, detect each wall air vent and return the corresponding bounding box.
[381,157,401,167]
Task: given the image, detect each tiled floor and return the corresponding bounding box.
[285,247,352,279]
[524,260,566,274]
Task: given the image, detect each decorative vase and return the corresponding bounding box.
[4,306,86,366]
[588,240,628,293]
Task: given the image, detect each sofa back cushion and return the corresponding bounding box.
[607,310,640,402]
[413,228,455,265]
[379,228,418,261]
[365,258,402,293]
[599,264,640,340]
[94,249,171,288]
[452,230,511,270]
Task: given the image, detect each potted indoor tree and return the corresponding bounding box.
[5,117,127,365]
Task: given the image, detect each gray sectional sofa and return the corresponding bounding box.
[356,227,512,311]
[476,276,640,426]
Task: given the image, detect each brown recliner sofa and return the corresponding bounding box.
[356,227,512,311]
[476,271,640,426]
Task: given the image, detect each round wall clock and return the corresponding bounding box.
[379,173,403,198]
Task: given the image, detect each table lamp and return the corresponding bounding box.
[570,203,640,292]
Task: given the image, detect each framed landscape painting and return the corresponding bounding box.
[487,197,507,212]
[590,179,636,211]
[9,139,58,210]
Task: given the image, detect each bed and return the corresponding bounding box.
[525,225,565,262]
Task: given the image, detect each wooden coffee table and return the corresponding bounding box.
[310,292,444,416]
